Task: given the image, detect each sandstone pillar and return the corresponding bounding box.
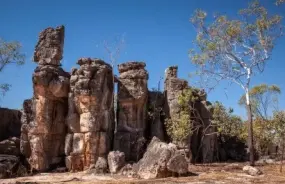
[20,26,70,171]
[114,62,148,161]
[65,58,114,171]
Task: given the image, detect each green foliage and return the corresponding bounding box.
[165,88,202,143]
[165,111,191,143]
[212,101,245,139]
[272,111,285,144]
[239,84,281,119]
[189,0,283,90]
[0,38,25,97]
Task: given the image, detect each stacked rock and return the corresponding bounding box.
[65,58,114,171]
[20,26,70,171]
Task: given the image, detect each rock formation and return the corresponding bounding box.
[114,62,148,162]
[164,66,190,148]
[65,58,114,171]
[164,66,217,163]
[0,108,21,141]
[135,137,188,179]
[108,151,126,174]
[0,155,27,179]
[20,25,70,171]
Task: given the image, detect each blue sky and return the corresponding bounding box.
[0,0,284,118]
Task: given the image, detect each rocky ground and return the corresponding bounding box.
[1,163,285,184]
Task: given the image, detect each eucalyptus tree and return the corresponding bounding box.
[189,1,283,165]
[0,38,25,97]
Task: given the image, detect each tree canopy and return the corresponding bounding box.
[239,84,281,119]
[0,38,25,97]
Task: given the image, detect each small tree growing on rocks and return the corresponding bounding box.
[189,1,283,166]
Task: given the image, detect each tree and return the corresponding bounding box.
[212,101,244,138]
[272,111,285,172]
[0,38,25,97]
[103,34,125,133]
[189,1,283,165]
[239,84,281,119]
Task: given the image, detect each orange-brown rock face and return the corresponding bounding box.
[114,62,148,161]
[65,58,114,171]
[20,26,70,171]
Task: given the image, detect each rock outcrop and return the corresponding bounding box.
[164,66,190,148]
[0,137,20,156]
[0,108,21,141]
[164,66,217,163]
[20,25,70,171]
[114,62,148,161]
[65,58,114,171]
[0,155,27,179]
[108,151,125,174]
[135,137,188,179]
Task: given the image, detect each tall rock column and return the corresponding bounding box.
[114,62,148,161]
[21,26,70,171]
[65,58,114,171]
[164,66,188,122]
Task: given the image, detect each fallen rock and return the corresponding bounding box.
[243,165,262,176]
[94,157,108,174]
[167,151,188,175]
[0,137,20,156]
[136,137,177,179]
[108,151,125,174]
[119,164,137,178]
[0,155,27,179]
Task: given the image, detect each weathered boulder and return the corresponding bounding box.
[65,58,114,171]
[135,137,186,179]
[114,62,148,162]
[243,165,262,176]
[167,151,188,175]
[108,151,125,174]
[0,137,20,156]
[119,164,137,178]
[0,108,21,141]
[20,25,69,171]
[0,155,27,179]
[34,26,65,66]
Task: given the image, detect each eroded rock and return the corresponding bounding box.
[0,108,21,141]
[136,137,178,179]
[108,151,125,174]
[114,61,148,162]
[0,155,27,179]
[65,58,114,172]
[243,165,262,176]
[20,25,69,171]
[34,25,65,65]
[0,137,20,156]
[167,151,188,175]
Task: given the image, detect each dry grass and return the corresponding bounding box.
[2,163,285,184]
